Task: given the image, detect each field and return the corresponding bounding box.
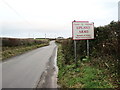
[1,38,49,61]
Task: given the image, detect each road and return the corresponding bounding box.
[2,41,58,88]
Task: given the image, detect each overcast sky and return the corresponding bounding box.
[0,0,119,38]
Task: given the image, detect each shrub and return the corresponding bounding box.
[59,21,119,87]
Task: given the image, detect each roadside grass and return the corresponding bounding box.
[57,44,116,88]
[1,43,49,61]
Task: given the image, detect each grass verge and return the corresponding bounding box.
[1,43,49,61]
[57,44,117,88]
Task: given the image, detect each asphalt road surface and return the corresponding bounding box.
[2,41,58,88]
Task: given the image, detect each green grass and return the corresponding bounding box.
[1,43,49,61]
[57,44,116,88]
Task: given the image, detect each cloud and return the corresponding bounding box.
[0,0,119,38]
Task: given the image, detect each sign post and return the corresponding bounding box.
[87,40,89,57]
[74,40,77,67]
[72,21,94,65]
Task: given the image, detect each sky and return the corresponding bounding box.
[0,0,119,38]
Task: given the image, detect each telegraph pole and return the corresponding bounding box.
[45,34,46,39]
[118,1,120,21]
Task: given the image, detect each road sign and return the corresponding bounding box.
[72,21,94,40]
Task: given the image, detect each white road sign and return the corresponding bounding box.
[72,21,94,40]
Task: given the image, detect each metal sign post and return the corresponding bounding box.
[87,40,89,57]
[72,20,94,67]
[74,40,77,67]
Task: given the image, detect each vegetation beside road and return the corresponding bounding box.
[57,21,119,88]
[1,38,49,61]
[57,44,116,88]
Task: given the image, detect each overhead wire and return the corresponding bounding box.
[1,0,41,38]
[2,0,33,26]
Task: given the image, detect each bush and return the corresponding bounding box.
[59,21,119,87]
[2,38,49,47]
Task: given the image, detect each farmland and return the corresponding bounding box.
[1,38,49,61]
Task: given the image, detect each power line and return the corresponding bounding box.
[2,0,32,25]
[1,0,41,38]
[1,0,58,38]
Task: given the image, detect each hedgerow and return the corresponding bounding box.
[57,21,120,88]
